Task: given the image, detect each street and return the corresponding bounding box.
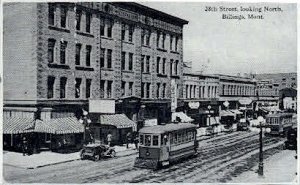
[3,131,291,183]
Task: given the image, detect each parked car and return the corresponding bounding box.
[80,143,116,161]
[284,128,297,150]
[237,119,250,131]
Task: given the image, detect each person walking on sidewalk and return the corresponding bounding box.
[126,132,132,149]
[107,133,112,147]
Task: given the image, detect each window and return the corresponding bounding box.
[100,19,105,36]
[128,53,133,71]
[142,29,151,46]
[156,57,160,73]
[47,76,55,99]
[170,59,173,76]
[145,135,151,146]
[141,82,145,98]
[146,56,150,73]
[139,134,144,145]
[86,45,91,66]
[162,33,166,49]
[75,78,82,98]
[162,58,166,74]
[107,19,113,38]
[121,81,126,97]
[146,83,150,98]
[48,39,56,63]
[60,41,67,64]
[175,36,178,51]
[121,23,126,41]
[60,6,67,28]
[175,60,179,75]
[48,4,55,25]
[100,80,105,98]
[153,135,159,146]
[100,48,105,68]
[157,83,160,98]
[128,25,134,42]
[75,43,81,65]
[129,82,133,96]
[156,32,160,48]
[86,13,91,33]
[162,83,166,98]
[121,52,126,70]
[141,55,145,72]
[170,35,173,50]
[60,77,67,98]
[86,79,91,98]
[107,49,112,68]
[75,9,81,31]
[107,80,112,98]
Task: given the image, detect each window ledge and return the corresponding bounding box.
[76,31,94,38]
[48,63,70,69]
[75,66,94,71]
[157,48,167,52]
[101,36,113,40]
[48,25,70,33]
[157,73,168,77]
[142,72,151,75]
[122,40,134,45]
[171,75,180,79]
[170,50,180,54]
[101,67,114,71]
[122,70,134,73]
[142,45,151,48]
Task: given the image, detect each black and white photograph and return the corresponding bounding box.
[1,1,298,184]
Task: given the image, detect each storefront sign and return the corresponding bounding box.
[188,102,200,109]
[223,101,230,107]
[89,99,115,113]
[144,119,158,127]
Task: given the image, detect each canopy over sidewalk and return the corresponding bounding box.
[171,112,194,123]
[3,117,35,134]
[99,114,137,131]
[220,110,235,117]
[35,117,84,134]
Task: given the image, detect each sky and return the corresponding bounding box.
[140,2,297,75]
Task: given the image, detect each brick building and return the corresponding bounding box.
[3,2,188,124]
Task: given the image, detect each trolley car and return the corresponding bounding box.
[134,123,198,169]
[265,113,295,136]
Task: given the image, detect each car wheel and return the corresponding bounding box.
[110,150,116,158]
[94,154,100,161]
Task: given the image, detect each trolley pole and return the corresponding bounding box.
[258,120,264,176]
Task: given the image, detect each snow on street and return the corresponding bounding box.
[3,131,295,183]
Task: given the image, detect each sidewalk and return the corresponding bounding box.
[3,144,138,169]
[229,149,298,183]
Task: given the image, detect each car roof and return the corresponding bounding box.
[139,123,197,134]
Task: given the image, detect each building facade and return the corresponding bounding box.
[3,2,188,124]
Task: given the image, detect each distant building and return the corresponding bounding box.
[254,73,297,89]
[279,88,297,111]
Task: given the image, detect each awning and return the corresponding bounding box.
[230,110,243,115]
[220,110,235,117]
[3,117,35,134]
[35,117,84,134]
[171,112,194,123]
[208,117,220,126]
[100,114,137,130]
[259,106,281,113]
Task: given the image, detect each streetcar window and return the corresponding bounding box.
[139,134,144,145]
[153,135,159,146]
[145,135,151,146]
[185,131,189,142]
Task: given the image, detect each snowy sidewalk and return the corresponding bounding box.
[229,149,298,183]
[3,144,138,169]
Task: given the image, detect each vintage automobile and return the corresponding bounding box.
[284,128,297,150]
[237,119,250,131]
[80,143,116,161]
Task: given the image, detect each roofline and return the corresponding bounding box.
[112,2,189,25]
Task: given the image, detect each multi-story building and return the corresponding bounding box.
[254,73,297,90]
[3,2,188,124]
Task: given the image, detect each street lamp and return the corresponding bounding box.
[79,110,92,145]
[257,116,264,176]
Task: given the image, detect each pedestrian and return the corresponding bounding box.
[134,135,139,150]
[22,136,27,156]
[107,133,112,147]
[126,132,131,149]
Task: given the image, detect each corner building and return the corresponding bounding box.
[3,2,188,124]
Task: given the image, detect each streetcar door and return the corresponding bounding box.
[160,134,169,162]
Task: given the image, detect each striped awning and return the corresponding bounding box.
[35,117,84,134]
[3,117,35,134]
[100,114,137,130]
